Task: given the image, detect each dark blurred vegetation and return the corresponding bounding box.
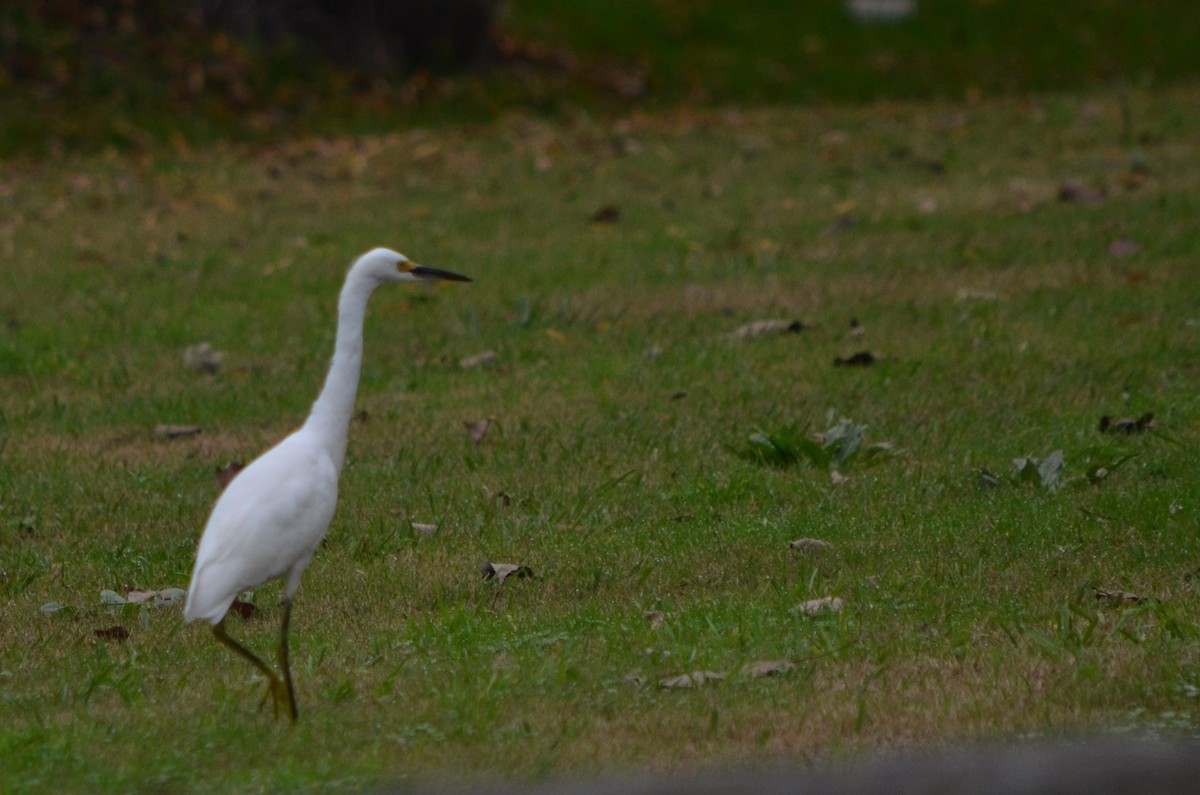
[1,0,1198,155]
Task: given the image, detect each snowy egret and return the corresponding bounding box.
[183,247,470,721]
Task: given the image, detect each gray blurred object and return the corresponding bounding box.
[847,0,918,23]
[388,740,1200,795]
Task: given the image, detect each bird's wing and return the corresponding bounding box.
[184,431,338,623]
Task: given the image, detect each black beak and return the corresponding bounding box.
[412,265,472,282]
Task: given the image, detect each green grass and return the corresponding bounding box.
[2,83,1200,792]
[4,0,1200,153]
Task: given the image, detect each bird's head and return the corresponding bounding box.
[354,247,472,285]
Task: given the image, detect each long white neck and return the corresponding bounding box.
[303,268,378,472]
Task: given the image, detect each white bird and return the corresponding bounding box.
[183,247,470,721]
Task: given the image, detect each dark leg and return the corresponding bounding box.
[212,618,289,720]
[277,597,299,722]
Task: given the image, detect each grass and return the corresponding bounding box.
[2,82,1200,792]
[5,0,1200,153]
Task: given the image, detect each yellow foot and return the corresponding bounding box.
[256,675,290,720]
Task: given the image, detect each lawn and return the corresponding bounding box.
[2,82,1200,792]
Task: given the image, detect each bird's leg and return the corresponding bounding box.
[276,596,299,722]
[212,618,289,720]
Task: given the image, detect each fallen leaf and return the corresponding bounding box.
[183,342,225,373]
[589,205,621,224]
[411,522,438,536]
[733,319,806,339]
[155,424,202,439]
[465,418,491,445]
[644,610,665,629]
[215,461,244,489]
[100,589,128,609]
[152,588,187,607]
[788,538,833,553]
[747,660,795,678]
[830,470,849,486]
[792,596,844,616]
[228,598,256,619]
[1038,450,1065,490]
[1108,238,1142,258]
[40,601,66,615]
[621,672,646,687]
[125,590,157,604]
[1012,450,1065,491]
[481,561,534,583]
[978,469,1002,488]
[1094,588,1145,605]
[1057,180,1106,205]
[460,350,499,369]
[659,670,727,689]
[483,487,512,506]
[834,351,877,367]
[94,626,130,642]
[955,288,1002,302]
[824,214,857,235]
[1099,412,1155,434]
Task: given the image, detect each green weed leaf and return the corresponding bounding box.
[734,416,898,472]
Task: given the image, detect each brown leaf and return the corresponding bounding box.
[589,204,621,224]
[644,610,665,629]
[1099,412,1155,434]
[119,587,186,608]
[155,424,202,439]
[228,598,256,620]
[789,538,833,553]
[659,670,727,689]
[465,418,491,445]
[1108,238,1142,258]
[183,342,225,374]
[733,319,806,339]
[1057,180,1107,205]
[1094,588,1145,605]
[824,214,857,236]
[215,461,244,489]
[483,487,512,506]
[956,288,1003,302]
[481,561,534,583]
[747,660,795,678]
[94,626,130,642]
[834,351,877,367]
[459,350,499,369]
[793,596,844,616]
[125,590,157,604]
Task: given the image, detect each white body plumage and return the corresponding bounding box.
[181,247,470,721]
